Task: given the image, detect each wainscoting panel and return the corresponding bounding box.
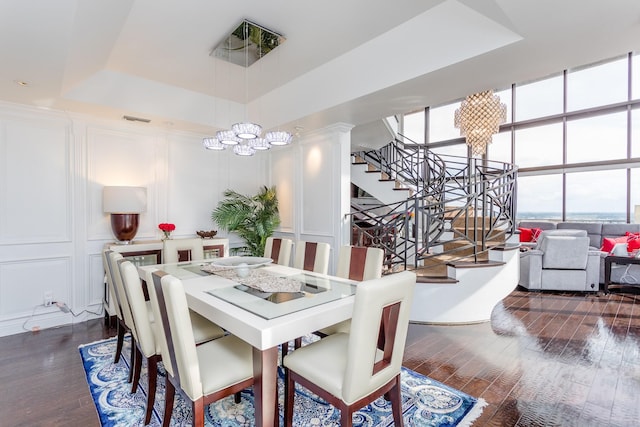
[0,257,71,318]
[300,141,335,237]
[0,118,71,244]
[271,147,295,233]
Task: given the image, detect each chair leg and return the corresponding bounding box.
[114,320,125,363]
[131,347,142,393]
[284,369,294,427]
[234,392,241,404]
[163,378,175,427]
[128,336,136,383]
[193,398,205,427]
[145,355,160,425]
[389,375,404,427]
[294,337,302,349]
[340,409,353,427]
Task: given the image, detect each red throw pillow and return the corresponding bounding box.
[628,235,640,252]
[601,236,630,253]
[518,227,543,242]
[518,227,533,242]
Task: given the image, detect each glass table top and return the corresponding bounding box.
[206,271,356,320]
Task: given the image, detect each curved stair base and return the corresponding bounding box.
[409,247,519,324]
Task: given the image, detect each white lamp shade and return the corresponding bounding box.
[103,186,147,213]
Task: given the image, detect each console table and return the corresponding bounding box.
[603,255,640,293]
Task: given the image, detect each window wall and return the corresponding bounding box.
[402,52,640,223]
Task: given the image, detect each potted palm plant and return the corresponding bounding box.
[211,185,280,256]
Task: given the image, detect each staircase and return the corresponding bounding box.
[350,136,518,281]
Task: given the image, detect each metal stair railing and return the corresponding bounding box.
[350,141,518,273]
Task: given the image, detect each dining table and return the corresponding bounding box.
[138,258,357,427]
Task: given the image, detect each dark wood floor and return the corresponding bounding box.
[1,287,639,426]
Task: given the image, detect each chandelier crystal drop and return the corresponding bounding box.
[265,131,293,146]
[232,122,262,139]
[216,130,240,145]
[202,136,225,150]
[454,90,506,157]
[233,144,256,156]
[249,138,271,151]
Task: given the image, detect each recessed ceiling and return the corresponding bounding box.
[0,0,639,138]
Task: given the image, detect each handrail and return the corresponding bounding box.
[350,140,518,273]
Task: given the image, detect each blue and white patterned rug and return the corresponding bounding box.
[79,336,486,426]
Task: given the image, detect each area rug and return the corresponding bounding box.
[79,336,486,426]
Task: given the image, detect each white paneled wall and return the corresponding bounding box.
[0,101,351,336]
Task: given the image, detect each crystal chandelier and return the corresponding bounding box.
[454,90,506,156]
[202,20,292,156]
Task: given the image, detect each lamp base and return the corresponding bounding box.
[110,213,140,243]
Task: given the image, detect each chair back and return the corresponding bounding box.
[336,246,384,281]
[153,272,203,401]
[293,241,331,274]
[343,271,416,403]
[107,251,137,339]
[119,260,156,357]
[102,250,124,321]
[537,229,590,269]
[148,270,174,377]
[163,238,205,263]
[264,237,293,266]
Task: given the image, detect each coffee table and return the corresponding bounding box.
[603,255,640,293]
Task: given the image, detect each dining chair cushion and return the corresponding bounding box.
[197,334,254,395]
[120,260,158,357]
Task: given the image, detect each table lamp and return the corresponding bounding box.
[103,186,147,244]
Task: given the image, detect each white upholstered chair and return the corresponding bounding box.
[119,259,161,424]
[102,250,128,365]
[264,237,293,266]
[107,251,138,384]
[283,271,416,427]
[151,271,254,427]
[317,246,385,336]
[293,241,331,274]
[163,237,204,263]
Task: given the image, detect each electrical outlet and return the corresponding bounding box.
[44,291,53,307]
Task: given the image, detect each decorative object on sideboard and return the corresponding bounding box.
[196,230,218,239]
[158,223,176,240]
[103,186,147,244]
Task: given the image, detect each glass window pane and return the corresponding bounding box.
[566,112,627,163]
[630,168,640,222]
[429,102,460,143]
[486,131,511,164]
[494,88,512,124]
[402,110,424,144]
[567,57,628,111]
[633,53,640,101]
[565,169,627,223]
[515,75,563,121]
[516,174,562,221]
[631,109,640,157]
[429,143,468,158]
[514,123,563,168]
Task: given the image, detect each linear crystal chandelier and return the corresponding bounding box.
[454,90,506,156]
[202,20,292,156]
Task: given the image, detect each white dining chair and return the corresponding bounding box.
[264,237,293,266]
[151,271,254,427]
[102,249,127,365]
[316,246,385,336]
[283,271,416,427]
[163,237,204,263]
[293,241,331,274]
